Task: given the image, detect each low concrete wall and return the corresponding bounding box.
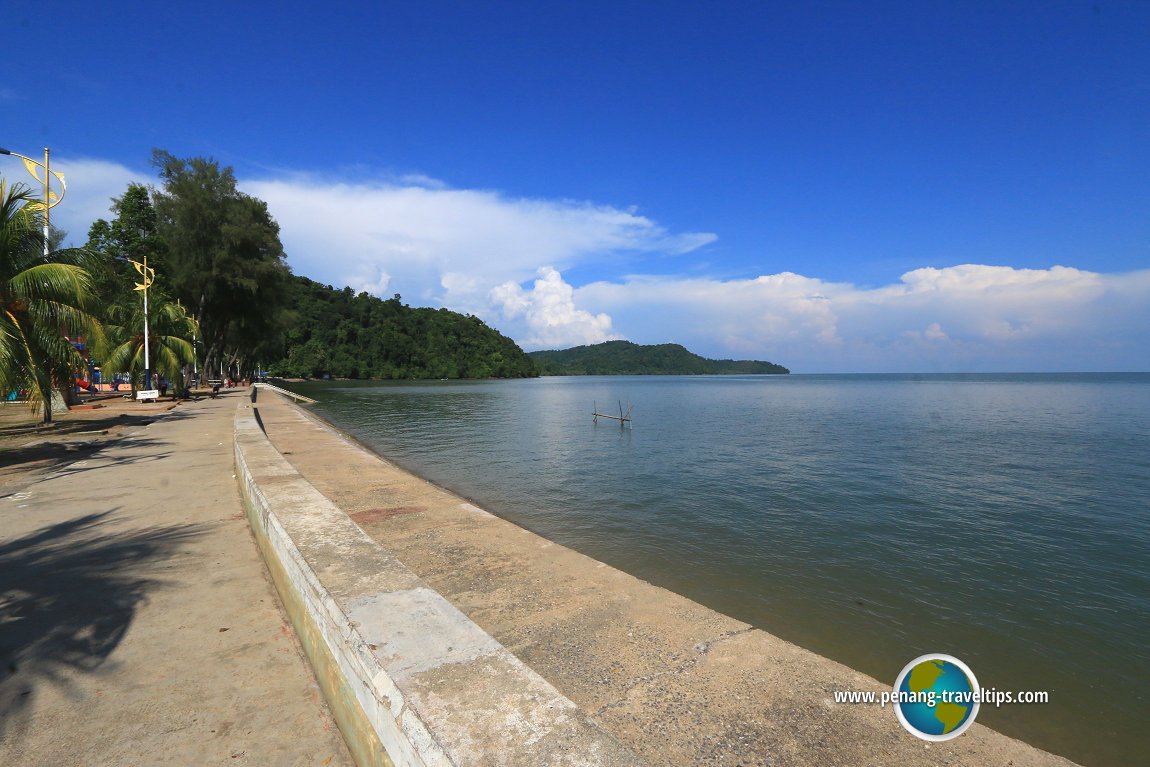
[233,397,642,767]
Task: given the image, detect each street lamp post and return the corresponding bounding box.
[1,146,69,419]
[0,147,65,258]
[113,253,157,392]
[129,256,156,390]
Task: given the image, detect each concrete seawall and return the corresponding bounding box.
[237,389,1082,767]
[233,394,642,766]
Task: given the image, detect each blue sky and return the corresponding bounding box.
[3,1,1148,371]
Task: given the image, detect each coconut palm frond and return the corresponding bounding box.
[0,182,102,421]
[97,290,197,388]
[9,262,97,304]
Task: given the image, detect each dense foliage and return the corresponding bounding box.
[530,340,789,375]
[86,183,165,311]
[7,147,538,409]
[84,152,293,388]
[269,276,538,380]
[1,182,103,422]
[87,154,537,385]
[100,297,197,391]
[150,151,292,379]
[85,182,197,393]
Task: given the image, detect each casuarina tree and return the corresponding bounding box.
[150,151,292,381]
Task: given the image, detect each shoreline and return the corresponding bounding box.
[250,387,1079,766]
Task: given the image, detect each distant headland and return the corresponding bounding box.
[528,340,789,376]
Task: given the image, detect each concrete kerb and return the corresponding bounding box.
[233,394,644,767]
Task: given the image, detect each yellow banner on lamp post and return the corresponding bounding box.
[14,155,65,212]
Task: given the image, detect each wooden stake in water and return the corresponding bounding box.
[593,399,633,428]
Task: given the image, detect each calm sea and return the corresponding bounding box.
[284,373,1150,766]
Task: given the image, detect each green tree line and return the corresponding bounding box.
[3,150,538,423]
[529,340,789,375]
[268,277,538,380]
[87,151,292,388]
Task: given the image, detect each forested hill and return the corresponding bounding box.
[270,277,538,379]
[529,341,789,375]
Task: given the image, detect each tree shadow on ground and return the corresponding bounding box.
[0,411,178,442]
[33,445,175,484]
[0,410,198,484]
[0,511,204,740]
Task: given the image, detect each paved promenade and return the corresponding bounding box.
[0,392,352,766]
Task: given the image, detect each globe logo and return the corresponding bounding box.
[893,654,980,741]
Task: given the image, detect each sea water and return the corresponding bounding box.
[284,373,1150,766]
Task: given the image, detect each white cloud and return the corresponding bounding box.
[242,176,717,308]
[902,322,948,342]
[577,265,1150,372]
[490,267,619,349]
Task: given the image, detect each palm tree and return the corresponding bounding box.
[100,292,197,395]
[0,182,102,423]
